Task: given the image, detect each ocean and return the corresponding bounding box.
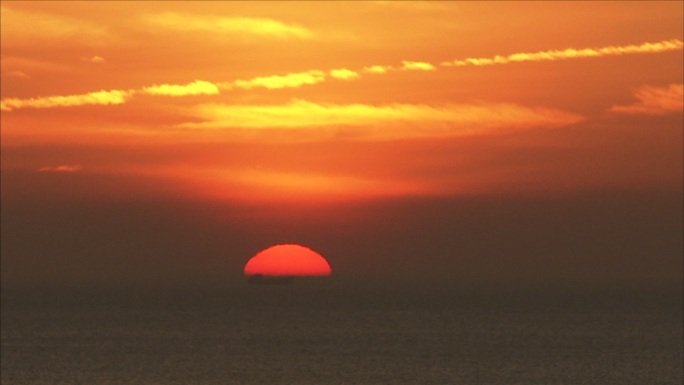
[2,279,682,384]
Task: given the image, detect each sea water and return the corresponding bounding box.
[2,280,682,385]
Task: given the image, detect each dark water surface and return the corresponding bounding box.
[2,280,682,384]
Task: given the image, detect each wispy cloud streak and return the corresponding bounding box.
[2,40,680,112]
[144,13,313,39]
[2,6,109,46]
[37,165,83,173]
[180,99,583,140]
[1,90,130,111]
[610,84,683,115]
[442,39,683,67]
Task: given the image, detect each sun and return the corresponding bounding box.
[244,244,332,277]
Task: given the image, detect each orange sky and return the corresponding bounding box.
[1,1,682,286]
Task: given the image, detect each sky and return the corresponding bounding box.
[1,1,682,288]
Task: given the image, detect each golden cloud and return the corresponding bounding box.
[228,70,326,90]
[401,61,436,71]
[362,65,393,74]
[142,80,220,97]
[144,12,313,39]
[180,99,583,140]
[329,68,360,80]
